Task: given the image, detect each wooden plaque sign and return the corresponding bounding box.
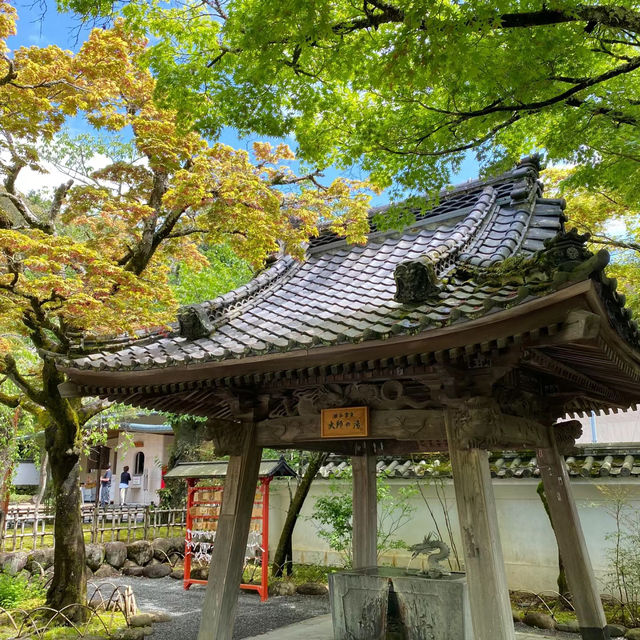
[321,406,369,438]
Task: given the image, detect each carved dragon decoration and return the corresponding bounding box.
[270,380,431,418]
[407,533,451,579]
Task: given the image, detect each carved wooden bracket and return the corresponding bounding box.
[210,389,271,421]
[447,398,584,451]
[205,417,249,456]
[447,397,552,450]
[553,420,583,454]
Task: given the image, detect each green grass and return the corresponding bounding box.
[8,495,35,504]
[0,608,127,639]
[267,563,336,587]
[0,582,127,640]
[2,525,186,552]
[511,592,636,627]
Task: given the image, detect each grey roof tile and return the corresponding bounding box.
[64,156,634,374]
[318,447,640,481]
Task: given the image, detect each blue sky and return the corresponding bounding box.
[8,1,479,205]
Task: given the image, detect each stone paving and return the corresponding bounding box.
[245,614,561,639]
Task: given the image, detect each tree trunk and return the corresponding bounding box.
[536,481,569,597]
[272,452,327,577]
[47,446,87,618]
[43,361,87,621]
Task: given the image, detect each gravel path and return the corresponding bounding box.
[91,577,590,640]
[514,622,580,639]
[92,576,329,639]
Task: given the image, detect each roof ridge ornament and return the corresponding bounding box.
[394,186,498,304]
[394,256,440,304]
[178,304,214,340]
[510,154,543,206]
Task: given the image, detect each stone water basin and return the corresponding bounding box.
[329,566,473,640]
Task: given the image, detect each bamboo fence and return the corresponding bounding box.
[0,504,187,551]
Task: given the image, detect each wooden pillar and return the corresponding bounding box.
[197,423,262,640]
[352,441,377,569]
[537,431,609,640]
[445,408,515,640]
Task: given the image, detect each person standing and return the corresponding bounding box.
[119,466,131,505]
[100,463,112,506]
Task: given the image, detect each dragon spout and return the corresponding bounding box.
[407,533,451,579]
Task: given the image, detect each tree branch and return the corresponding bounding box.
[2,355,46,406]
[500,6,640,34]
[2,159,54,233]
[166,227,208,239]
[77,399,112,425]
[0,55,17,86]
[419,56,640,119]
[379,113,520,157]
[331,5,640,37]
[566,98,637,126]
[0,391,20,409]
[270,169,324,185]
[580,227,640,254]
[48,180,74,223]
[589,236,640,253]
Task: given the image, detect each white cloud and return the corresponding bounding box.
[14,154,113,195]
[14,161,71,194]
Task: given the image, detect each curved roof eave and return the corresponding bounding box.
[59,279,604,395]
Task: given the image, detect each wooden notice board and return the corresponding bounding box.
[321,406,369,438]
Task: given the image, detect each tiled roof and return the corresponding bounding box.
[62,156,592,374]
[164,458,297,480]
[317,445,640,480]
[122,422,173,435]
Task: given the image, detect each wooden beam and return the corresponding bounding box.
[197,423,262,640]
[352,441,377,569]
[255,410,445,448]
[445,407,515,640]
[525,348,621,402]
[534,309,600,346]
[207,404,572,453]
[537,430,608,640]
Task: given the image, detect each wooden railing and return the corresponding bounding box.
[0,504,187,552]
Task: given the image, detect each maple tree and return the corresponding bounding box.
[62,0,640,315]
[0,3,373,616]
[60,1,640,199]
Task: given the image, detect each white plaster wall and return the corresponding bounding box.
[115,433,174,505]
[268,477,640,594]
[78,433,174,505]
[576,408,640,443]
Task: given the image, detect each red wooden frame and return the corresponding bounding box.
[183,476,271,601]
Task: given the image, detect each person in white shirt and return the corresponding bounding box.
[119,466,131,505]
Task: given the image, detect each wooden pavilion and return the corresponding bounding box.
[59,156,640,640]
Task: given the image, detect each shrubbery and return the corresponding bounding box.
[311,473,415,567]
[0,571,43,609]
